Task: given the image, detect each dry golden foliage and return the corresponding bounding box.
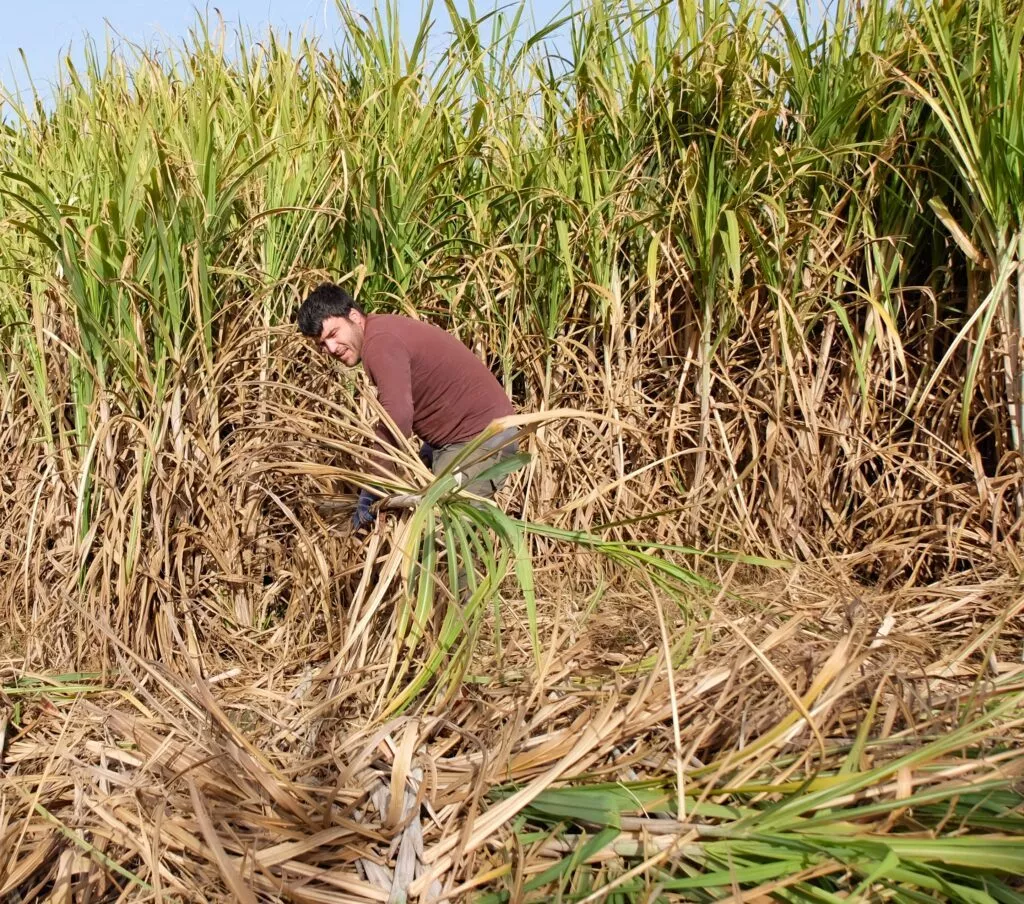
[2,565,1023,901]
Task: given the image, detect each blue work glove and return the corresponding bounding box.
[352,487,378,533]
[418,441,434,469]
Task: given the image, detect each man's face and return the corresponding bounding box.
[318,313,364,366]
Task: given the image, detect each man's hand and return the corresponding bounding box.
[418,442,434,469]
[352,488,378,534]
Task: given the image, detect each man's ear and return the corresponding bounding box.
[349,309,366,327]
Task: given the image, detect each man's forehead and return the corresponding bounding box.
[320,316,343,336]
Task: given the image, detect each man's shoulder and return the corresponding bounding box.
[361,316,418,372]
[367,313,410,327]
[365,313,452,346]
[364,314,410,345]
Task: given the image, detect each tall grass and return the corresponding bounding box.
[2,0,1021,577]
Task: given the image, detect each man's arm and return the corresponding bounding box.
[362,334,414,459]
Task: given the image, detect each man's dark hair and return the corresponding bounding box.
[297,283,364,338]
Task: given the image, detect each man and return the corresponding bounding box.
[297,283,519,531]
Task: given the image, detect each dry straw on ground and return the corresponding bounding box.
[0,327,1022,900]
[3,565,1024,902]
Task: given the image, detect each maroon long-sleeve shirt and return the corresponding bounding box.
[360,313,514,450]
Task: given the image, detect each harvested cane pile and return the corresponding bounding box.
[3,568,1024,902]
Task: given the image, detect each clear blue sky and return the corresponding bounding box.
[1,0,484,106]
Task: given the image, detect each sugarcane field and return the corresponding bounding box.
[2,0,1024,900]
